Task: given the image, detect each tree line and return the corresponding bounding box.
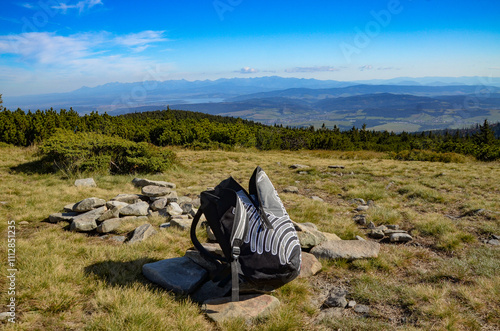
[0,107,499,161]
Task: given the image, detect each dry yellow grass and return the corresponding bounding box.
[0,145,499,330]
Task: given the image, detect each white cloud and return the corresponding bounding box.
[358,65,373,71]
[238,67,259,74]
[285,66,339,73]
[52,0,103,14]
[0,31,173,96]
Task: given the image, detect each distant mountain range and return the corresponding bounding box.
[3,76,500,132]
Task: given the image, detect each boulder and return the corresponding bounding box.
[97,206,121,222]
[142,257,208,295]
[74,178,96,187]
[299,252,322,278]
[119,201,149,216]
[132,178,176,189]
[390,233,413,243]
[128,223,157,244]
[369,229,385,239]
[150,198,168,211]
[323,288,348,308]
[73,197,106,212]
[203,294,280,325]
[141,185,173,197]
[295,225,328,249]
[48,212,79,223]
[310,240,380,260]
[353,214,367,225]
[64,203,77,212]
[70,206,106,232]
[97,218,122,233]
[166,202,184,216]
[180,202,194,215]
[355,205,369,212]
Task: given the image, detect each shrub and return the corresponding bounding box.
[390,150,468,163]
[38,130,176,175]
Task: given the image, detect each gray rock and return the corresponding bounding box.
[170,217,192,231]
[97,218,122,233]
[290,164,309,169]
[348,300,357,308]
[128,223,157,244]
[203,294,280,325]
[353,214,367,225]
[328,165,345,169]
[119,201,150,216]
[487,239,500,246]
[192,198,201,208]
[296,226,328,249]
[166,202,183,216]
[367,221,376,229]
[141,185,173,197]
[369,229,385,239]
[74,178,96,187]
[64,203,77,212]
[386,224,399,230]
[106,201,129,209]
[180,202,193,215]
[206,226,216,241]
[323,289,348,308]
[177,196,193,204]
[383,229,408,235]
[97,206,121,222]
[298,252,322,278]
[110,194,144,204]
[311,196,324,202]
[150,198,168,211]
[283,186,299,194]
[142,257,208,295]
[389,233,413,242]
[49,212,79,223]
[191,279,231,304]
[356,235,366,241]
[354,304,370,314]
[19,221,29,225]
[356,205,369,212]
[111,236,126,243]
[310,240,380,260]
[70,206,106,232]
[294,222,318,231]
[132,178,176,189]
[73,197,106,212]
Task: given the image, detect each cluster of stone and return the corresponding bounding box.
[351,199,413,243]
[49,177,199,244]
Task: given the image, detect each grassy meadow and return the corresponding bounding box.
[0,145,499,330]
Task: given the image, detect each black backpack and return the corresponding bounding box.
[190,166,302,301]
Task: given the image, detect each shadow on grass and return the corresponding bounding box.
[10,158,53,175]
[84,258,161,287]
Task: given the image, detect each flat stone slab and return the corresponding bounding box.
[110,194,143,204]
[283,186,299,194]
[170,217,192,231]
[141,185,173,197]
[132,178,176,189]
[73,197,106,212]
[389,233,413,242]
[299,252,322,278]
[128,223,157,244]
[191,279,232,304]
[142,257,208,295]
[49,212,79,223]
[203,294,280,325]
[310,240,380,260]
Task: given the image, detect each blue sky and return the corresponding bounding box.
[0,0,499,96]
